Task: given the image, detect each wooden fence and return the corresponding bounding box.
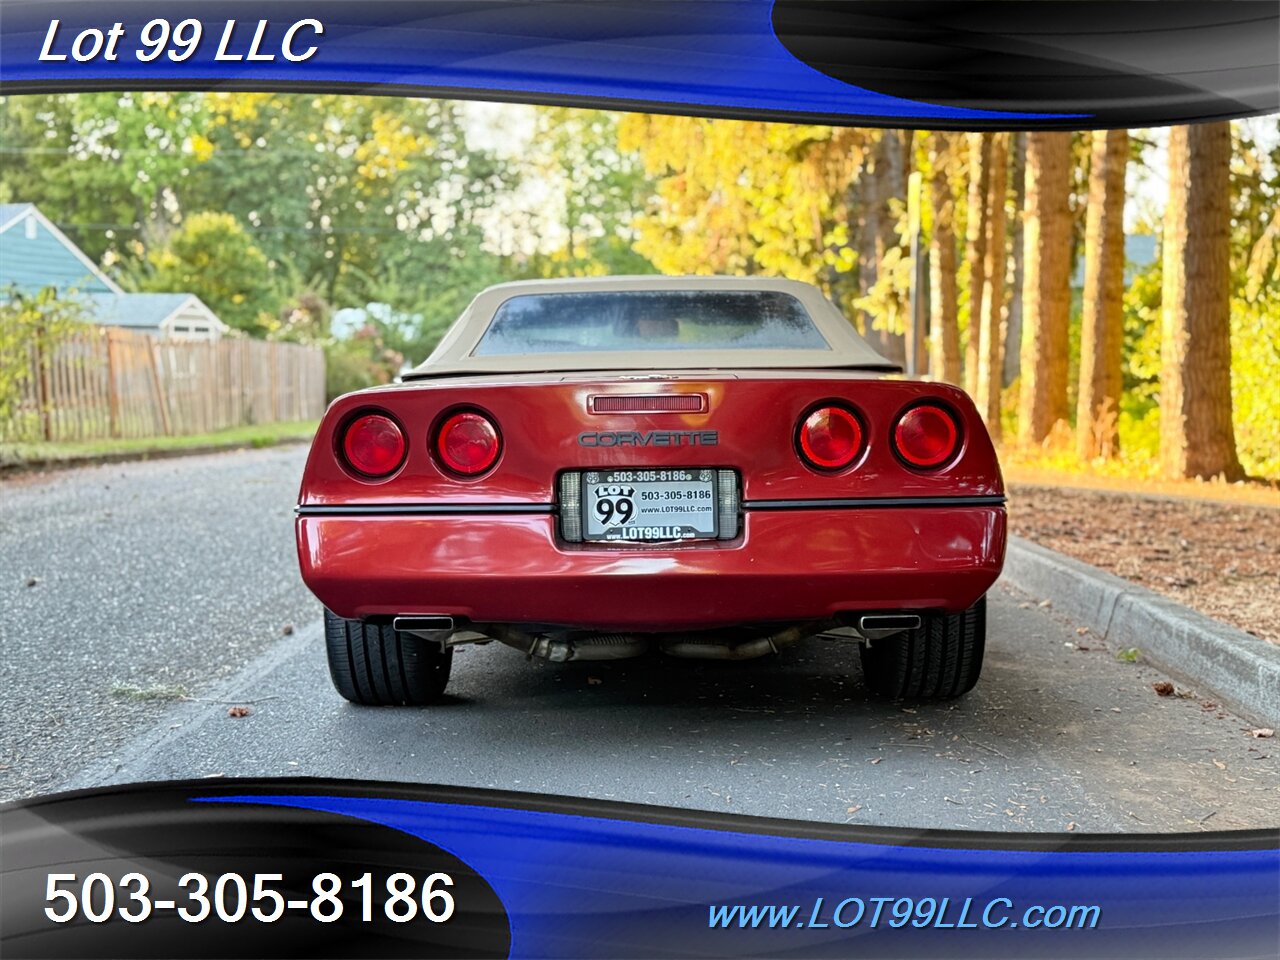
[1,326,326,443]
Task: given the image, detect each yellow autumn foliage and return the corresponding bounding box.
[356,112,432,182]
[617,115,867,286]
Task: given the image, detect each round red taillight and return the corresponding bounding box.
[341,413,406,478]
[436,410,501,476]
[798,405,863,470]
[893,404,960,468]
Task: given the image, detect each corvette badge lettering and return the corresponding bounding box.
[578,430,718,447]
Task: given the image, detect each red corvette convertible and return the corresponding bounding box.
[296,276,1006,705]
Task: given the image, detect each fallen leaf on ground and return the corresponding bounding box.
[1076,627,1089,636]
[587,676,602,686]
[846,805,862,814]
[1152,681,1175,697]
[1066,822,1077,831]
[1249,728,1275,739]
[227,705,252,718]
[1213,759,1226,770]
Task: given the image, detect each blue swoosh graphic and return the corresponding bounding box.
[199,794,1278,958]
[0,0,1083,122]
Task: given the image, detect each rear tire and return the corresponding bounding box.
[324,609,453,705]
[859,597,986,700]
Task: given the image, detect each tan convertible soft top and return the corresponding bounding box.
[406,276,897,378]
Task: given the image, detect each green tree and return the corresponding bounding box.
[520,108,655,276]
[138,212,275,334]
[0,92,213,266]
[185,94,509,312]
[1,93,514,334]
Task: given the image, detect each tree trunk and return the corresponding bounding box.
[1003,132,1027,387]
[855,152,882,342]
[878,132,909,367]
[1017,131,1074,445]
[855,134,907,366]
[964,133,993,397]
[976,132,1009,438]
[851,162,876,338]
[1159,123,1243,480]
[1076,129,1129,460]
[928,135,961,384]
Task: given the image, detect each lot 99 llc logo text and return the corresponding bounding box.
[38,18,324,64]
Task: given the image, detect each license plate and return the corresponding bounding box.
[582,469,718,542]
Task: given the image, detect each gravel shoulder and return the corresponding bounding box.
[1008,483,1280,644]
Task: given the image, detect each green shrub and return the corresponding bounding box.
[323,326,404,402]
[0,287,84,426]
[1232,298,1280,478]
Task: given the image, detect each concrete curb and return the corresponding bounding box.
[1002,535,1280,728]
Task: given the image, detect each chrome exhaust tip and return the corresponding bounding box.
[857,614,922,633]
[845,613,922,640]
[393,615,455,634]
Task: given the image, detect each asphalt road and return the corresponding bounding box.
[0,447,317,801]
[4,447,1279,832]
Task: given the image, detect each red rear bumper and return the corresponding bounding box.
[297,506,1006,630]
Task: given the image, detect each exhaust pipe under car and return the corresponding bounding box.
[487,627,651,661]
[393,615,456,635]
[486,623,823,662]
[397,614,920,658]
[658,623,813,660]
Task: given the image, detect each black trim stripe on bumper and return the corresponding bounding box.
[296,496,1005,517]
[742,495,1007,510]
[296,504,556,516]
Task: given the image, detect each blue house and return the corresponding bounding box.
[0,203,228,341]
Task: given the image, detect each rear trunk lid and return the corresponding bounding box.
[298,371,1003,508]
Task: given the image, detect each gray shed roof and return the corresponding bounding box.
[83,292,227,331]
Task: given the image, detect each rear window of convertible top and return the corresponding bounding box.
[472,290,830,355]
